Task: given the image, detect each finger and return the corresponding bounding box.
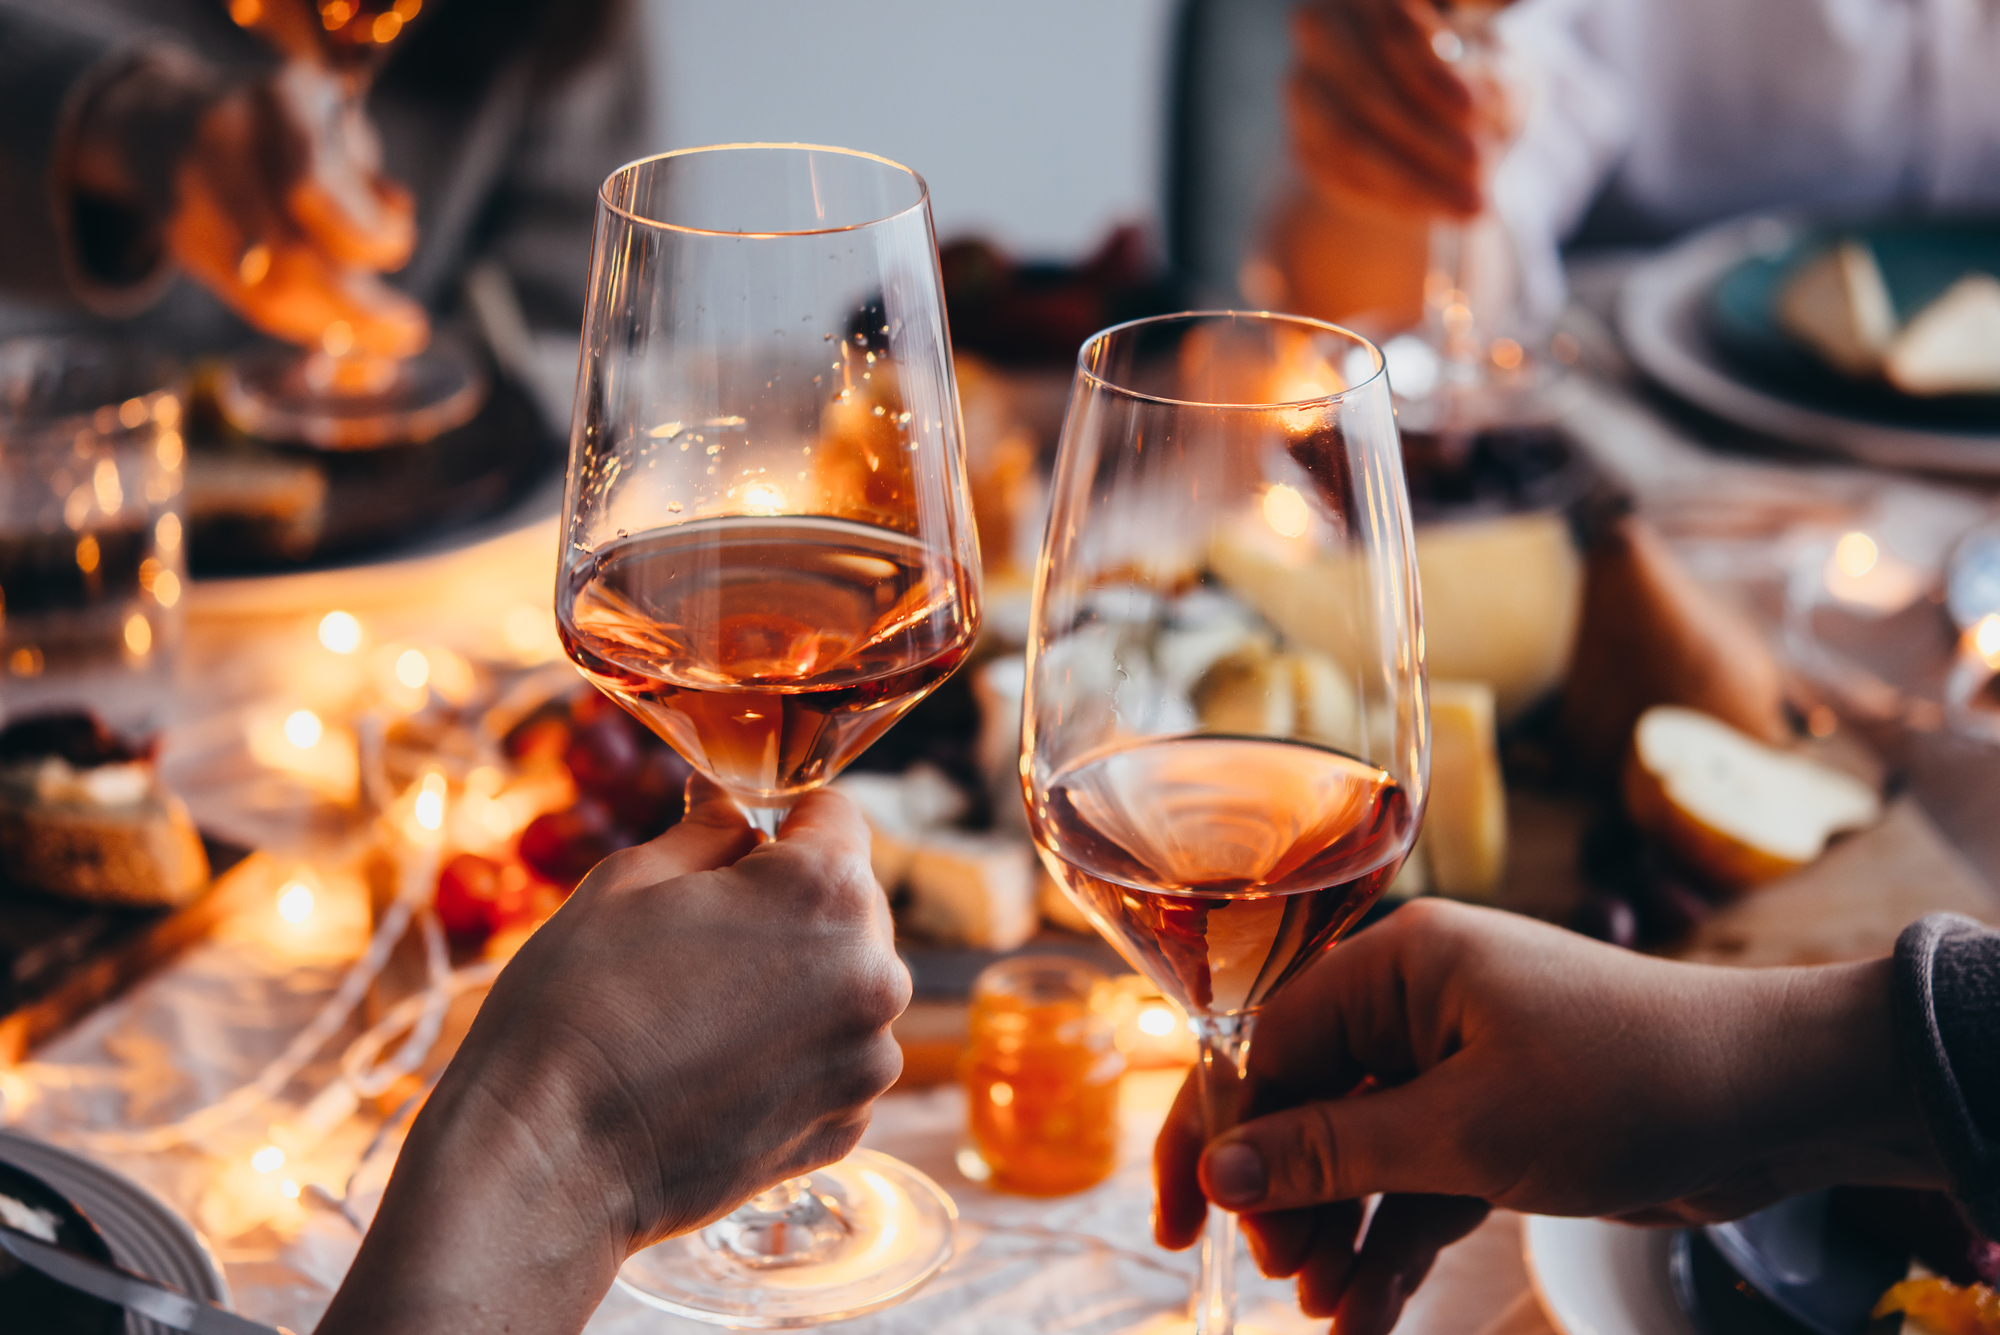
[1287,70,1481,219]
[1326,1194,1491,1334]
[1200,1075,1480,1211]
[1242,1199,1361,1279]
[289,176,416,271]
[584,776,755,891]
[1153,1070,1209,1249]
[1295,0,1473,142]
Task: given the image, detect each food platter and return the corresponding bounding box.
[1618,213,2000,475]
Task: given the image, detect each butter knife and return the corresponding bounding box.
[0,1222,285,1334]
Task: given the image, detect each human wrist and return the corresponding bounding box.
[1733,959,1944,1193]
[317,1057,634,1334]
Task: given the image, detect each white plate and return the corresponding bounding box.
[1523,1215,1699,1335]
[186,469,562,619]
[1617,214,2000,475]
[0,1130,232,1335]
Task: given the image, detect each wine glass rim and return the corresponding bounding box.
[1073,310,1387,409]
[598,143,931,238]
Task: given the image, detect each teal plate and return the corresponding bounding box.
[1705,217,2000,434]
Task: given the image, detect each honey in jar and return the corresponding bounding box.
[962,956,1125,1196]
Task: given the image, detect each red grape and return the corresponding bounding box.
[435,853,535,944]
[518,798,630,884]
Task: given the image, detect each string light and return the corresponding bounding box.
[1261,484,1310,539]
[1974,614,2000,669]
[1137,1005,1177,1037]
[414,772,447,831]
[252,1145,285,1173]
[319,611,363,654]
[396,649,430,690]
[284,710,323,749]
[277,880,316,924]
[1835,531,1878,578]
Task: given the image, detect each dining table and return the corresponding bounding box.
[5,255,1999,1335]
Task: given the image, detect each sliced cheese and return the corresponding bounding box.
[1418,680,1507,900]
[1886,273,2000,395]
[902,831,1040,950]
[1776,240,1898,376]
[1210,509,1580,720]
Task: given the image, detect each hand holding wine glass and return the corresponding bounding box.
[1023,312,1427,1333]
[553,143,978,1325]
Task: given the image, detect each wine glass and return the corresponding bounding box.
[1021,312,1428,1335]
[556,144,979,1326]
[219,0,486,448]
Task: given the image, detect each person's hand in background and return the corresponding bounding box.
[315,780,912,1335]
[1153,901,1942,1335]
[1287,0,1505,222]
[69,56,427,355]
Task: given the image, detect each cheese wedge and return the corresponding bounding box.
[1777,240,1898,376]
[1886,273,2000,396]
[903,832,1040,950]
[1419,680,1508,900]
[1624,706,1881,888]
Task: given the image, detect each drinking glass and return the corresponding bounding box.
[219,0,486,449]
[557,144,978,1326]
[1022,312,1428,1334]
[0,337,187,729]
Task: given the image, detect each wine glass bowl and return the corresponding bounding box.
[557,145,981,835]
[557,144,975,1327]
[1022,312,1427,1333]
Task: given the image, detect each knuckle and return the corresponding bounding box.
[1294,1103,1347,1201]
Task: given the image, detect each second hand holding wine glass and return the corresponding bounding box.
[1023,313,1428,1335]
[556,144,980,1325]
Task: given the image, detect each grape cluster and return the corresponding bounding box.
[434,689,693,946]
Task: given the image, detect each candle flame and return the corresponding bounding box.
[319,611,362,654]
[277,880,316,923]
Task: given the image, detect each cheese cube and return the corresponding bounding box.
[1420,680,1508,900]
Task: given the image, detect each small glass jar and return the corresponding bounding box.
[962,955,1125,1196]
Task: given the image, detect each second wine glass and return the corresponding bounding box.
[1022,312,1428,1334]
[557,144,979,1326]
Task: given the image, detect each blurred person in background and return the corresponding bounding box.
[0,0,645,354]
[1255,0,2000,330]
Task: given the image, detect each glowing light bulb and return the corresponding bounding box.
[1262,484,1310,538]
[123,614,151,656]
[319,611,362,654]
[414,771,447,831]
[396,649,430,689]
[1835,531,1878,578]
[252,1145,285,1174]
[277,880,315,923]
[1975,614,2000,668]
[280,1179,301,1200]
[283,710,323,749]
[1137,1005,1177,1037]
[989,1081,1015,1108]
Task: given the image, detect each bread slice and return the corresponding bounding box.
[0,759,209,907]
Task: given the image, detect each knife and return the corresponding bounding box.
[0,1222,286,1334]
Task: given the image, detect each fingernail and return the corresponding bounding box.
[1207,1142,1267,1207]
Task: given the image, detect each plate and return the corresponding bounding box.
[1697,1191,1903,1334]
[0,1157,122,1335]
[1524,1214,1700,1335]
[0,1131,231,1335]
[1618,214,2000,474]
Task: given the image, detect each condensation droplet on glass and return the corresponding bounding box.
[872,405,886,417]
[896,411,911,424]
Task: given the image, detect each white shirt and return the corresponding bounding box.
[1491,0,2000,320]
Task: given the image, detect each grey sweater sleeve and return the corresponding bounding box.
[1894,913,2000,1239]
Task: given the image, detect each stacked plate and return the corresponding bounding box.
[0,1130,229,1335]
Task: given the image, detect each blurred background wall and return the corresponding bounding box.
[643,0,1177,259]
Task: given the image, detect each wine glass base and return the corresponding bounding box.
[217,340,487,450]
[614,1149,957,1328]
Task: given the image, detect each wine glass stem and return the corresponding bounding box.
[1192,1012,1256,1335]
[738,802,793,840]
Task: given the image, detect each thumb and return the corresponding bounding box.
[1199,1079,1471,1213]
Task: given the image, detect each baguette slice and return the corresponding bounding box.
[0,760,209,907]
